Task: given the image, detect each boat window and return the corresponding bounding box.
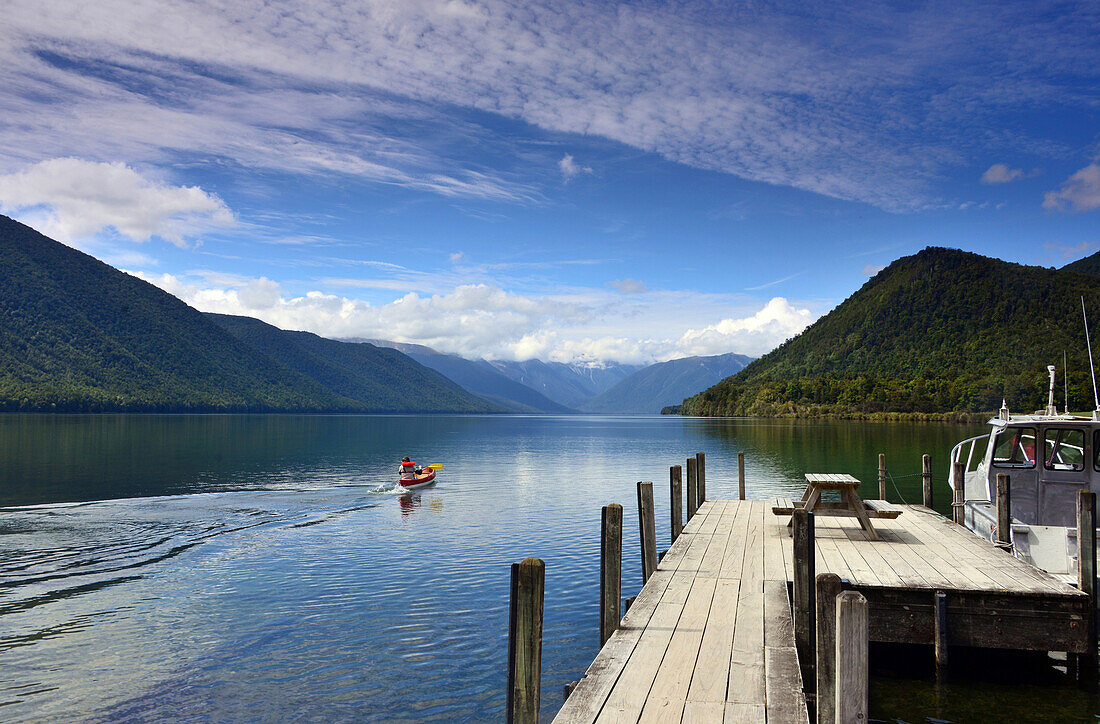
[1043,428,1084,471]
[992,427,1036,468]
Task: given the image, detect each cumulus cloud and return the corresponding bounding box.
[559,154,592,183]
[1044,163,1100,212]
[136,269,817,363]
[980,163,1024,184]
[677,298,813,357]
[0,158,232,245]
[862,264,886,276]
[609,278,648,294]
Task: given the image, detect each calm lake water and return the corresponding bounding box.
[1,414,1096,722]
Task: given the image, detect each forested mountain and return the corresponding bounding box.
[209,317,502,413]
[360,339,573,413]
[684,247,1100,417]
[1062,251,1100,277]
[0,214,497,413]
[580,353,754,413]
[485,359,642,407]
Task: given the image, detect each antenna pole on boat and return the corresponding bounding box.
[1046,365,1058,416]
[1064,350,1069,414]
[1083,297,1100,420]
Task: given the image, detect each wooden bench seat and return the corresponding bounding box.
[863,499,903,519]
[770,496,795,515]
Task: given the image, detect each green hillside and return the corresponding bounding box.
[0,215,497,413]
[683,247,1100,418]
[208,315,501,413]
[1062,251,1100,277]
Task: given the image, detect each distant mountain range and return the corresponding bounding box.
[684,247,1100,417]
[579,353,753,413]
[0,214,499,413]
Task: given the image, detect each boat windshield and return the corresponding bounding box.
[1043,428,1084,471]
[992,427,1036,468]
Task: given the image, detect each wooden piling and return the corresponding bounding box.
[878,453,886,500]
[670,465,683,544]
[922,453,933,509]
[934,590,948,679]
[600,504,623,647]
[793,509,816,688]
[996,473,1012,550]
[637,482,657,583]
[1077,489,1097,680]
[815,573,843,724]
[738,451,746,501]
[834,591,868,724]
[696,452,706,504]
[507,557,545,724]
[686,457,698,521]
[952,461,966,526]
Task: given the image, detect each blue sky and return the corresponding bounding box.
[1,1,1098,363]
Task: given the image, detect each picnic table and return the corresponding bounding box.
[771,473,902,541]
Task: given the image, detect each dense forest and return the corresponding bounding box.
[683,247,1100,418]
[0,215,499,413]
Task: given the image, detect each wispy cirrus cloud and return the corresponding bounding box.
[4,1,1097,210]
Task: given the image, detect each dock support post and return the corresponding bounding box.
[996,473,1012,551]
[738,451,746,501]
[696,452,706,504]
[934,590,949,679]
[637,482,657,583]
[793,509,816,690]
[922,453,933,509]
[952,461,966,526]
[600,504,623,647]
[815,573,843,724]
[878,453,886,500]
[507,557,544,724]
[686,457,698,521]
[1077,489,1097,681]
[670,466,683,544]
[834,591,868,724]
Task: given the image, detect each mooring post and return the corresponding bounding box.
[600,504,623,647]
[696,452,706,504]
[815,573,843,724]
[1077,489,1097,681]
[637,482,657,583]
[952,461,966,526]
[507,557,545,724]
[686,457,698,521]
[922,453,933,509]
[738,451,746,501]
[878,453,886,500]
[793,509,816,688]
[934,590,948,679]
[670,465,683,544]
[996,473,1012,550]
[834,591,869,724]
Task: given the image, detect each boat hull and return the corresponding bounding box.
[398,469,436,490]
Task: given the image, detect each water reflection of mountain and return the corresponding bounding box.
[685,418,984,512]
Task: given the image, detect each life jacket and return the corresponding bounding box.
[400,460,417,479]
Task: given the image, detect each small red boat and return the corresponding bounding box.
[398,468,436,491]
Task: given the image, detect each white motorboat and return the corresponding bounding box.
[949,366,1097,584]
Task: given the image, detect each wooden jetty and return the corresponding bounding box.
[515,456,1097,724]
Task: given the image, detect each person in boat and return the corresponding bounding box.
[399,457,421,481]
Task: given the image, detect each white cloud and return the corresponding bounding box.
[609,278,648,294]
[559,154,592,183]
[862,264,886,276]
[0,158,232,245]
[449,252,466,264]
[3,1,1093,209]
[980,163,1024,184]
[136,270,818,364]
[677,298,813,358]
[1044,163,1100,212]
